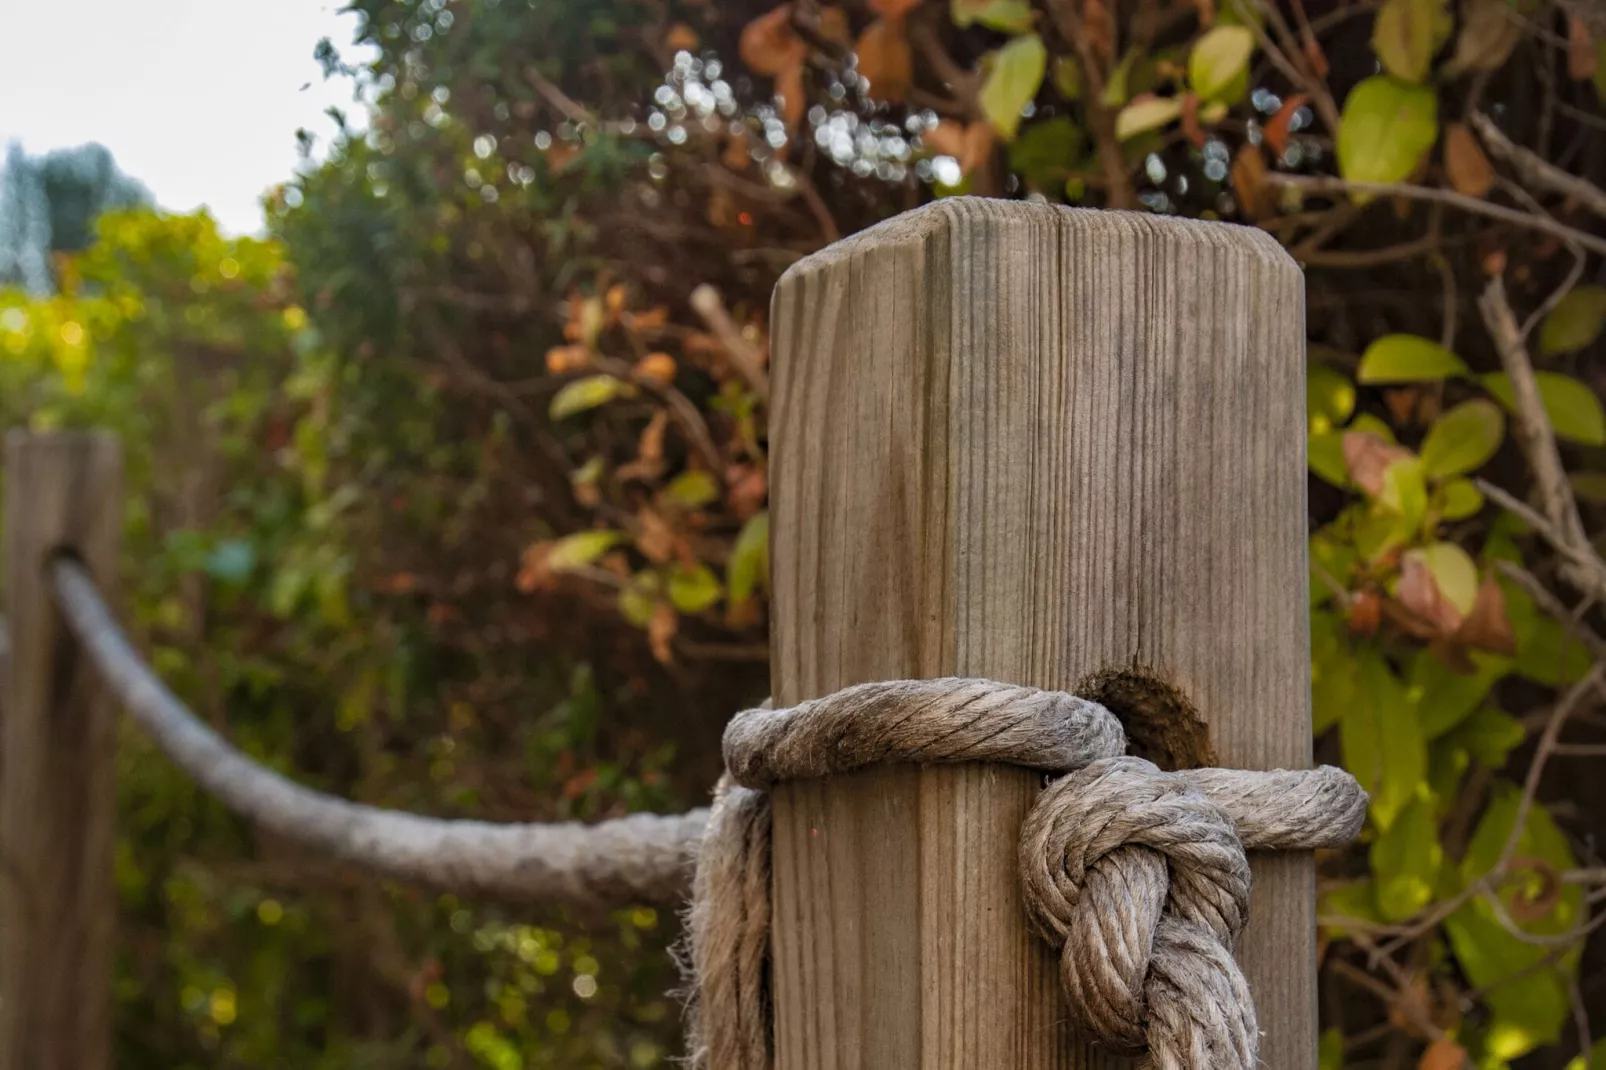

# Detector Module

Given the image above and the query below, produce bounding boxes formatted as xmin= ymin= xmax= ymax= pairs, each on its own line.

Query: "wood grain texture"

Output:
xmin=767 ymin=199 xmax=1310 ymax=1069
xmin=1 ymin=431 xmax=122 ymax=1070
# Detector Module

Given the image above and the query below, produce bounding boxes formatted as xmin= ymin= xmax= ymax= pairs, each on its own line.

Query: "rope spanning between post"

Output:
xmin=684 ymin=677 xmax=1367 ymax=1070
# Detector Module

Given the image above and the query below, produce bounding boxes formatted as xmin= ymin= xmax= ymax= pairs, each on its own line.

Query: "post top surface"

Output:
xmin=779 ymin=196 xmax=1297 ymax=285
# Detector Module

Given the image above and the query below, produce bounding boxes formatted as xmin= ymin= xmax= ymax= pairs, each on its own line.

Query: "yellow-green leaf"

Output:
xmin=1538 ymin=284 xmax=1606 ymax=355
xmin=618 ymin=572 xmax=662 ymax=627
xmin=1380 ymin=456 xmax=1428 ymax=535
xmin=1115 ymin=95 xmax=1182 ymax=140
xmin=667 ymin=563 xmax=722 ymax=613
xmin=1052 ymin=56 xmax=1081 ymax=100
xmin=1189 ymin=26 xmax=1256 ymax=103
xmin=1482 ymin=371 xmax=1606 ymax=446
xmin=728 ymin=510 xmax=770 ymax=607
xmin=1357 ymin=333 xmax=1467 ymax=383
xmin=980 ymin=34 xmax=1048 ymax=140
xmin=1408 ymin=648 xmax=1506 ymax=738
xmin=1371 ymin=792 xmax=1442 ymax=920
xmin=1420 ymin=398 xmax=1503 ymax=479
xmin=1438 ymin=477 xmax=1484 ymax=519
xmin=549 ymin=530 xmax=627 ymax=571
xmin=550 ymin=374 xmax=633 ymax=419
xmin=1307 ymin=362 xmax=1357 ymax=433
xmin=662 ymin=469 xmax=720 ymax=509
xmin=1340 ymin=647 xmax=1425 ymax=830
xmin=1446 ymin=786 xmax=1582 ymax=1062
xmin=1371 ymin=0 xmax=1451 ymax=82
xmin=1308 ymin=430 xmax=1350 ymax=487
xmin=1337 ymin=76 xmax=1439 ymax=188
xmin=952 ymin=0 xmax=1035 ymax=32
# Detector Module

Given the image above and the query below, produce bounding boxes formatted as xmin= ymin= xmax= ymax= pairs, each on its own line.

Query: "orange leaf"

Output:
xmin=666 ymin=23 xmax=700 ymax=52
xmin=855 ymin=18 xmax=913 ymax=102
xmin=1081 ymin=0 xmax=1115 ymax=60
xmin=1418 ymin=1038 xmax=1467 ymax=1070
xmin=1303 ymin=36 xmax=1330 ymax=78
xmin=1343 ymin=431 xmax=1412 ymax=497
xmin=545 ymin=345 xmax=591 ymax=374
xmin=1230 ymin=143 xmax=1270 ymax=220
xmin=636 ymin=508 xmax=678 ymax=564
xmin=1444 ymin=122 xmax=1493 ymax=198
xmin=817 ymin=6 xmax=853 ymax=44
xmin=1453 ymin=574 xmax=1516 ymax=656
xmin=740 ymin=5 xmax=806 ymax=76
xmin=635 ymin=352 xmax=678 ymax=385
xmin=776 ymin=61 xmax=808 ymax=128
xmin=1263 ymin=92 xmax=1308 ymax=158
xmin=516 ymin=541 xmax=556 ymax=593
xmin=1180 ymin=93 xmax=1207 ymax=148
xmin=638 ymin=410 xmax=670 ymax=464
xmin=872 ymin=0 xmax=923 ymax=16
xmin=924 ymin=119 xmax=996 ymax=175
xmin=1348 ymin=588 xmax=1382 ymax=636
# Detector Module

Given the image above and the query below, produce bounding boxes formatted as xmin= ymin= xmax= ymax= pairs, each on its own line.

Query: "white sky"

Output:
xmin=0 ymin=0 xmax=376 ymax=236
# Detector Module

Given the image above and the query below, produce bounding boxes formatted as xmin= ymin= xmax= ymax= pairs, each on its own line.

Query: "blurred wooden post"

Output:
xmin=766 ymin=200 xmax=1311 ymax=1068
xmin=1 ymin=431 xmax=122 ymax=1070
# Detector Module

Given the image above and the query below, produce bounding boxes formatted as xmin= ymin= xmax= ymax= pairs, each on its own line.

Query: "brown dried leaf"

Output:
xmin=1230 ymin=143 xmax=1270 ymax=220
xmin=1444 ymin=122 xmax=1493 ymax=197
xmin=636 ymin=508 xmax=678 ymax=564
xmin=1452 ymin=574 xmax=1516 ymax=655
xmin=740 ymin=4 xmax=806 ymax=76
xmin=648 ymin=602 xmax=678 ymax=664
xmin=516 ymin=541 xmax=556 ymax=593
xmin=925 ymin=119 xmax=996 ymax=176
xmin=1348 ymin=588 xmax=1383 ymax=636
xmin=871 ymin=0 xmax=923 ymax=17
xmin=1445 ymin=0 xmax=1524 ymax=75
xmin=1180 ymin=93 xmax=1207 ymax=148
xmin=635 ymin=352 xmax=677 ymax=385
xmin=1263 ymin=92 xmax=1308 ymax=158
xmin=1081 ymin=0 xmax=1116 ymax=60
xmin=1343 ymin=431 xmax=1412 ymax=497
xmin=1568 ymin=16 xmax=1598 ymax=80
xmin=776 ymin=60 xmax=807 ymax=128
xmin=855 ymin=18 xmax=914 ymax=102
xmin=545 ymin=344 xmax=591 ymax=374
xmin=666 ymin=22 xmax=701 ymax=52
xmin=1396 ymin=553 xmax=1464 ymax=636
xmin=638 ymin=409 xmax=670 ymax=464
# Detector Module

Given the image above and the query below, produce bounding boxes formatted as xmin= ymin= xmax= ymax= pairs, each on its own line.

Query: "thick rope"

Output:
xmin=686 ymin=678 xmax=1366 ymax=1070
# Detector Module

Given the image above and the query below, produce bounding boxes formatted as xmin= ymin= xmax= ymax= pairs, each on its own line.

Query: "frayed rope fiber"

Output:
xmin=682 ymin=678 xmax=1367 ymax=1070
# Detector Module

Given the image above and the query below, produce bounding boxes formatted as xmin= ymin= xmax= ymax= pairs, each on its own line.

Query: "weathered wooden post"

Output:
xmin=766 ymin=200 xmax=1310 ymax=1067
xmin=1 ymin=431 xmax=123 ymax=1070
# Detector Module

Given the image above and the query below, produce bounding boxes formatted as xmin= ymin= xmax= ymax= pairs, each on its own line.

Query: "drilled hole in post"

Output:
xmin=1075 ymin=668 xmax=1216 ymax=771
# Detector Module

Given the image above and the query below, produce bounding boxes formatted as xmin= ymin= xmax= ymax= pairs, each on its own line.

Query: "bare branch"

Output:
xmin=690 ymin=284 xmax=770 ymax=402
xmin=1472 ymin=112 xmax=1606 ymax=220
xmin=51 ymin=559 xmax=705 ymax=906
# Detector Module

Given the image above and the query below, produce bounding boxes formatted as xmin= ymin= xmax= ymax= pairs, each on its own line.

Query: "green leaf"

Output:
xmin=662 ymin=469 xmax=720 ymax=509
xmin=1437 ymin=477 xmax=1484 ymax=519
xmin=1357 ymin=333 xmax=1467 ymax=384
xmin=1307 ymin=362 xmax=1357 ymax=433
xmin=1337 ymin=77 xmax=1439 ymax=189
xmin=1446 ymin=785 xmax=1583 ymax=1062
xmin=980 ymin=34 xmax=1048 ymax=140
xmin=1441 ymin=704 xmax=1524 ymax=767
xmin=550 ymin=374 xmax=632 ymax=419
xmin=952 ymin=0 xmax=1036 ymax=32
xmin=1052 ymin=56 xmax=1082 ymax=100
xmin=1311 ymin=610 xmax=1359 ymax=733
xmin=1318 ymin=1029 xmax=1345 ymax=1070
xmin=1420 ymin=399 xmax=1504 ymax=479
xmin=1407 ymin=649 xmax=1507 ymax=738
xmin=1340 ymin=647 xmax=1426 ymax=830
xmin=727 ymin=511 xmax=770 ymax=607
xmin=1539 ymin=285 xmax=1606 ymax=355
xmin=1371 ymin=0 xmax=1452 ymax=82
xmin=667 ymin=563 xmax=722 ymax=613
xmin=1308 ymin=431 xmax=1350 ymax=487
xmin=1482 ymin=371 xmax=1606 ymax=446
xmin=1319 ymin=879 xmax=1383 ymax=937
xmin=548 ymin=530 xmax=627 ymax=571
xmin=1009 ymin=118 xmax=1086 ymax=192
xmin=1565 ymin=1038 xmax=1606 ymax=1070
xmin=1189 ymin=26 xmax=1255 ymax=103
xmin=1380 ymin=456 xmax=1428 ymax=535
xmin=1371 ymin=792 xmax=1442 ymax=920
xmin=1115 ymin=95 xmax=1182 ymax=140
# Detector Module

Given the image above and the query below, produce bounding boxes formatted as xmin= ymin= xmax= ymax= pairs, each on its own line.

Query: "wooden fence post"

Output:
xmin=766 ymin=200 xmax=1310 ymax=1068
xmin=1 ymin=430 xmax=123 ymax=1070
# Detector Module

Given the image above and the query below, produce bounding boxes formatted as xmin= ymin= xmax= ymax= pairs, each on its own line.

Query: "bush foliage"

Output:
xmin=3 ymin=0 xmax=1606 ymax=1066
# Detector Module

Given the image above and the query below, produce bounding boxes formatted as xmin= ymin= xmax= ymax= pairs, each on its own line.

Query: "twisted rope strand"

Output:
xmin=687 ymin=678 xmax=1367 ymax=1070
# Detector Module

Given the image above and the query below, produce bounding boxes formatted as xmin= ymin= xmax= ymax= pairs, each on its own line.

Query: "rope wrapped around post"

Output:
xmin=684 ymin=678 xmax=1367 ymax=1070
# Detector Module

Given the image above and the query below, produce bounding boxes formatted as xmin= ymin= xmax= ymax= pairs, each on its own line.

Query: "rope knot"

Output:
xmin=1018 ymin=756 xmax=1369 ymax=1068
xmin=1018 ymin=756 xmax=1255 ymax=1065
